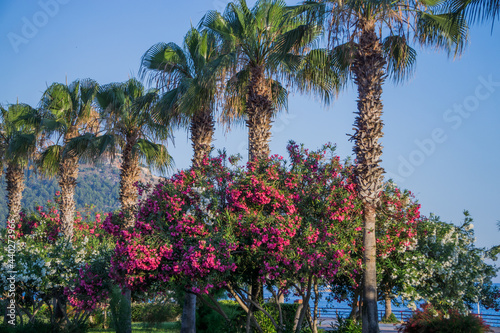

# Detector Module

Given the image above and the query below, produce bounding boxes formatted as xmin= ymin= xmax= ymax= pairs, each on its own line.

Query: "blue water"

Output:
xmin=263 ymin=283 xmax=500 ymax=317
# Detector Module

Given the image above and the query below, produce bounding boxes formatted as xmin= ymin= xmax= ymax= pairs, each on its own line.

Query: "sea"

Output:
xmin=263 ymin=283 xmax=500 ymax=318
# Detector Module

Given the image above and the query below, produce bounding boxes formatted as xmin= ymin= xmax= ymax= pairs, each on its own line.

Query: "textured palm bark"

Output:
xmin=191 ymin=108 xmax=215 ymax=167
xmin=6 ymin=163 xmax=24 ymax=224
xmin=120 ymin=132 xmax=140 ymax=228
xmin=247 ymin=65 xmax=273 ymax=161
xmin=351 ymin=20 xmax=386 ymax=333
xmin=59 ymin=130 xmax=79 ymax=241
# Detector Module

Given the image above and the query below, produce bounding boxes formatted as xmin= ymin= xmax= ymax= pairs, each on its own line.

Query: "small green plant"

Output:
xmin=108 ymin=286 xmax=131 ymax=332
xmin=380 ymin=312 xmax=399 ymax=324
xmin=330 ymin=316 xmax=362 ymax=333
xmin=398 ymin=303 xmax=491 ymax=333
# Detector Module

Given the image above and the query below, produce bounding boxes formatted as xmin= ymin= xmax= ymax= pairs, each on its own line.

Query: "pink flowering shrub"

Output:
xmin=68 ymin=142 xmax=423 ymax=332
xmin=105 ymin=155 xmax=238 ymax=294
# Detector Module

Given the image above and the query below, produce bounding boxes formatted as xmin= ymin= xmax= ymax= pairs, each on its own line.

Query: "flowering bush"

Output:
xmin=0 ymin=199 xmax=113 ymax=323
xmin=398 ymin=212 xmax=500 ymax=313
xmin=397 ymin=303 xmax=491 ymax=333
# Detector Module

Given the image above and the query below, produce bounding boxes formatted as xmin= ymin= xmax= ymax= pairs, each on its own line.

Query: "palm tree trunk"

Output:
xmin=179 ymin=109 xmax=215 ymax=332
xmin=190 ymin=108 xmax=215 ymax=167
xmin=119 ymin=134 xmax=139 ymax=333
xmin=59 ymin=130 xmax=79 ymax=241
xmin=247 ymin=65 xmax=273 ymax=161
xmin=351 ymin=20 xmax=386 ymax=333
xmin=6 ymin=162 xmax=24 ymax=224
xmin=120 ymin=133 xmax=140 ymax=228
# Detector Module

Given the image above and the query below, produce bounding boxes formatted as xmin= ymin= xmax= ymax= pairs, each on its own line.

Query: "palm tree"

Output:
xmin=140 ymin=28 xmax=223 ymax=333
xmin=67 ymin=78 xmax=172 ymax=333
xmin=310 ymin=1 xmax=469 ymax=331
xmin=140 ymin=28 xmax=221 ymax=167
xmin=69 ymin=78 xmax=173 ymax=226
xmin=35 ymin=79 xmax=99 ymax=241
xmin=202 ymin=0 xmax=343 ymax=161
xmin=0 ymin=103 xmax=40 ymax=224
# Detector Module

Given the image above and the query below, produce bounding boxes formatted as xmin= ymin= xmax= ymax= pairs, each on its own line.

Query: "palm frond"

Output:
xmin=446 ymin=0 xmax=500 ymax=25
xmin=38 ymin=144 xmax=62 ymax=177
xmin=416 ymin=11 xmax=469 ymax=57
xmin=64 ymin=133 xmax=117 ymax=164
xmin=383 ymin=36 xmax=417 ymax=83
xmin=7 ymin=133 xmax=37 ymax=166
xmin=133 ymin=139 xmax=173 ymax=175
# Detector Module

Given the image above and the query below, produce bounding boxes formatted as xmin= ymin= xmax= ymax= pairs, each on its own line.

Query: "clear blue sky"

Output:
xmin=1 ymin=1 xmax=499 ymax=277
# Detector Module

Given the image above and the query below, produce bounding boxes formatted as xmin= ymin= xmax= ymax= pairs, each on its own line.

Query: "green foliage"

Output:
xmin=380 ymin=312 xmax=399 ymax=324
xmin=196 ymin=300 xmax=304 ymax=333
xmin=399 ymin=212 xmax=500 ymax=312
xmin=131 ymin=302 xmax=181 ymax=325
xmin=196 ymin=300 xmax=245 ymax=333
xmin=0 ymin=321 xmax=54 ymax=333
xmin=108 ymin=286 xmax=131 ymax=333
xmin=398 ymin=304 xmax=491 ymax=333
xmin=254 ymin=303 xmax=301 ymax=333
xmin=330 ymin=316 xmax=361 ymax=333
xmin=0 ymin=320 xmax=88 ymax=333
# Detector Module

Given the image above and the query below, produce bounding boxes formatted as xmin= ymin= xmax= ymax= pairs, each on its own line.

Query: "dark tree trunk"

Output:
xmin=351 ymin=19 xmax=386 ymax=333
xmin=122 ymin=288 xmax=132 ymax=333
xmin=181 ymin=293 xmax=197 ymax=333
xmin=120 ymin=133 xmax=140 ymax=228
xmin=246 ymin=65 xmax=273 ymax=161
xmin=6 ymin=163 xmax=24 ymax=224
xmin=190 ymin=108 xmax=215 ymax=167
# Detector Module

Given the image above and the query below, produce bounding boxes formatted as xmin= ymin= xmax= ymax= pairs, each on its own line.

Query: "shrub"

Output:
xmin=398 ymin=303 xmax=491 ymax=333
xmin=380 ymin=312 xmax=399 ymax=324
xmin=196 ymin=300 xmax=246 ymax=333
xmin=0 ymin=320 xmax=87 ymax=333
xmin=330 ymin=316 xmax=362 ymax=333
xmin=135 ymin=303 xmax=182 ymax=327
xmin=254 ymin=303 xmax=302 ymax=333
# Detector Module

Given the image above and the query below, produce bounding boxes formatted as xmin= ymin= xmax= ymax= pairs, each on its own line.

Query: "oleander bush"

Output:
xmin=398 ymin=303 xmax=491 ymax=333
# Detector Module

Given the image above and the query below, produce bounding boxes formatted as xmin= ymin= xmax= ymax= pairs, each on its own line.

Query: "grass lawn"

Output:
xmin=88 ymin=322 xmax=180 ymax=333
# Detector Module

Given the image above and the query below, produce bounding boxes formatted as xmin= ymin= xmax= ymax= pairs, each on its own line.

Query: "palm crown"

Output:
xmin=202 ymin=0 xmax=345 ymax=160
xmin=1 ymin=103 xmax=41 ymax=224
xmin=140 ymin=28 xmax=221 ymax=166
xmin=66 ymin=78 xmax=172 ymax=226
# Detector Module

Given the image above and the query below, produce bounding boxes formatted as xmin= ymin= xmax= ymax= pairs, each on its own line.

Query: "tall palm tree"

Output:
xmin=0 ymin=103 xmax=40 ymax=224
xmin=34 ymin=79 xmax=99 ymax=241
xmin=309 ymin=1 xmax=469 ymax=331
xmin=140 ymin=28 xmax=224 ymax=333
xmin=202 ymin=0 xmax=343 ymax=161
xmin=69 ymin=78 xmax=173 ymax=226
xmin=67 ymin=78 xmax=172 ymax=333
xmin=140 ymin=28 xmax=221 ymax=167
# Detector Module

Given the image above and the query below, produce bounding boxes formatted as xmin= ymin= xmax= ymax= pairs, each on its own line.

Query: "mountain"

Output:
xmin=0 ymin=161 xmax=161 ymax=225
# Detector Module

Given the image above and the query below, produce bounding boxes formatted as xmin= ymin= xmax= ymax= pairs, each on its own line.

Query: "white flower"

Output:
xmin=464 ymin=223 xmax=474 ymax=231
